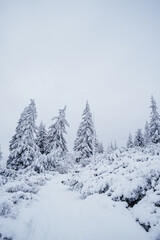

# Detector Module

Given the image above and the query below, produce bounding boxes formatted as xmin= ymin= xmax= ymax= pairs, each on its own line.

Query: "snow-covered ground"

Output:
xmin=65 ymin=145 xmax=160 ymax=240
xmin=0 ymin=144 xmax=160 ymax=240
xmin=0 ymin=173 xmax=150 ymax=240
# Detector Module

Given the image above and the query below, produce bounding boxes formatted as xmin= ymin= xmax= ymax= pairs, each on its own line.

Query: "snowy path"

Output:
xmin=2 ymin=174 xmax=150 ymax=240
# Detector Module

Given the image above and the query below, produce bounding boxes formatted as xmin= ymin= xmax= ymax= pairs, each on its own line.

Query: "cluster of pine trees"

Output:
xmin=127 ymin=96 xmax=160 ymax=148
xmin=107 ymin=141 xmax=118 ymax=154
xmin=1 ymin=96 xmax=159 ymax=171
xmin=6 ymin=100 xmax=103 ymax=170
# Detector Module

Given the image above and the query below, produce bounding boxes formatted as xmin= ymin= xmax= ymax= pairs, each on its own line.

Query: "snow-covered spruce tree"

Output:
xmin=149 ymin=96 xmax=160 ymax=143
xmin=106 ymin=142 xmax=113 ymax=154
xmin=127 ymin=133 xmax=133 ymax=148
xmin=109 ymin=141 xmax=117 ymax=151
xmin=144 ymin=121 xmax=150 ymax=145
xmin=0 ymin=146 xmax=2 ymax=159
xmin=36 ymin=122 xmax=47 ymax=154
xmin=96 ymin=142 xmax=104 ymax=154
xmin=45 ymin=106 xmax=69 ymax=155
xmin=7 ymin=99 xmax=39 ymax=170
xmin=110 ymin=142 xmax=114 ymax=151
xmin=74 ymin=101 xmax=95 ymax=159
xmin=94 ymin=137 xmax=99 ymax=153
xmin=114 ymin=141 xmax=118 ymax=150
xmin=94 ymin=136 xmax=103 ymax=154
xmin=134 ymin=129 xmax=144 ymax=147
xmin=107 ymin=144 xmax=110 ymax=154
xmin=0 ymin=145 xmax=2 ymax=166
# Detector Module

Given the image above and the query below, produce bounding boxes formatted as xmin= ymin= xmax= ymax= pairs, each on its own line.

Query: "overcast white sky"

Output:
xmin=0 ymin=0 xmax=160 ymax=159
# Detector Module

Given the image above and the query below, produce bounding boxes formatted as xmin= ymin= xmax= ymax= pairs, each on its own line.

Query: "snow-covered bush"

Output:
xmin=0 ymin=168 xmax=50 ymax=222
xmin=0 ymin=200 xmax=15 ymax=218
xmin=65 ymin=143 xmax=160 ymax=234
xmin=33 ymin=149 xmax=74 ymax=174
xmin=33 ymin=154 xmax=48 ymax=173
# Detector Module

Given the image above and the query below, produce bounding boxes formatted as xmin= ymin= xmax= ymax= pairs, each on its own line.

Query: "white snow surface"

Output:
xmin=1 ymin=144 xmax=160 ymax=240
xmin=0 ymin=173 xmax=150 ymax=240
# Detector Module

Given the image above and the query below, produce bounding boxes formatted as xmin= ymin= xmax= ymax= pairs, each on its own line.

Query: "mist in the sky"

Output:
xmin=0 ymin=0 xmax=160 ymax=160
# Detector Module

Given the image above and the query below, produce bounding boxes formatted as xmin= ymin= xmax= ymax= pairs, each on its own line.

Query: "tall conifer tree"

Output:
xmin=7 ymin=99 xmax=39 ymax=170
xmin=144 ymin=121 xmax=150 ymax=145
xmin=36 ymin=122 xmax=47 ymax=154
xmin=127 ymin=133 xmax=133 ymax=148
xmin=96 ymin=142 xmax=104 ymax=154
xmin=149 ymin=96 xmax=160 ymax=143
xmin=0 ymin=145 xmax=2 ymax=163
xmin=134 ymin=129 xmax=144 ymax=147
xmin=74 ymin=101 xmax=95 ymax=158
xmin=46 ymin=106 xmax=69 ymax=154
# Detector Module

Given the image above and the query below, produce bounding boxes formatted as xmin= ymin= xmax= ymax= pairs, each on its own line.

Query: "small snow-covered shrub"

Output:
xmin=32 ymin=150 xmax=74 ymax=174
xmin=0 ymin=200 xmax=14 ymax=218
xmin=68 ymin=179 xmax=84 ymax=192
xmin=131 ymin=188 xmax=160 ymax=232
xmin=46 ymin=151 xmax=74 ymax=173
xmin=1 ymin=236 xmax=12 ymax=240
xmin=6 ymin=183 xmax=39 ymax=194
xmin=33 ymin=154 xmax=47 ymax=173
xmin=0 ymin=168 xmax=18 ymax=180
xmin=0 ymin=168 xmax=49 ymax=221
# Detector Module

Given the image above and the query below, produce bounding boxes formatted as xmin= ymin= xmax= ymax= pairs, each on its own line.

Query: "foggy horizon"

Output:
xmin=1 ymin=0 xmax=160 ymax=160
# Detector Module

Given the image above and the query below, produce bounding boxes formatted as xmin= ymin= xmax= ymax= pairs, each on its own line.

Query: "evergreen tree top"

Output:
xmin=74 ymin=101 xmax=95 ymax=158
xmin=39 ymin=121 xmax=46 ymax=130
xmin=127 ymin=133 xmax=133 ymax=148
xmin=52 ymin=106 xmax=69 ymax=128
xmin=83 ymin=101 xmax=90 ymax=113
xmin=150 ymin=96 xmax=160 ymax=117
xmin=81 ymin=101 xmax=93 ymax=125
xmin=149 ymin=96 xmax=160 ymax=143
xmin=128 ymin=133 xmax=132 ymax=138
xmin=145 ymin=121 xmax=149 ymax=127
xmin=134 ymin=128 xmax=144 ymax=147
